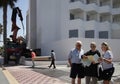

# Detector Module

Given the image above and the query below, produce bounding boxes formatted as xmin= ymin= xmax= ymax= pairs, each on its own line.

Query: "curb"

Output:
xmin=2 ymin=69 xmax=19 ymax=84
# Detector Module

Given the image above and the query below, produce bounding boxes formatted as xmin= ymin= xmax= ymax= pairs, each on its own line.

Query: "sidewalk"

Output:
xmin=6 ymin=66 xmax=69 ymax=84
xmin=1 ymin=61 xmax=120 ymax=84
xmin=0 ymin=68 xmax=9 ymax=84
xmin=0 ymin=56 xmax=9 ymax=84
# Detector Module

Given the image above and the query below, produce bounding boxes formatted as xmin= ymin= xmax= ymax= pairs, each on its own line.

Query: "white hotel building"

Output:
xmin=27 ymin=0 xmax=120 ymax=61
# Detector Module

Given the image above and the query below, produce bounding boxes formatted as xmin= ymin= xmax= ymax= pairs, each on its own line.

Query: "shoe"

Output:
xmin=53 ymin=67 xmax=56 ymax=69
xmin=32 ymin=65 xmax=35 ymax=68
xmin=48 ymin=66 xmax=51 ymax=68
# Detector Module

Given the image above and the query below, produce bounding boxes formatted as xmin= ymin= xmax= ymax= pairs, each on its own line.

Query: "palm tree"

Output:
xmin=0 ymin=0 xmax=18 ymax=64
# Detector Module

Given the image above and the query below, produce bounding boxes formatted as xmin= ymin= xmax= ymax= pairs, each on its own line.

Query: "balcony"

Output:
xmin=85 ymin=3 xmax=98 ymax=12
xmin=84 ymin=20 xmax=98 ymax=30
xmin=69 ymin=19 xmax=83 ymax=29
xmin=98 ymin=21 xmax=111 ymax=31
xmin=112 ymin=8 xmax=120 ymax=15
xmin=113 ymin=0 xmax=120 ymax=8
xmin=111 ymin=23 xmax=120 ymax=39
xmin=100 ymin=13 xmax=111 ymax=22
xmin=69 ymin=1 xmax=85 ymax=10
xmin=113 ymin=14 xmax=120 ymax=23
xmin=70 ymin=8 xmax=84 ymax=20
xmin=99 ymin=0 xmax=111 ymax=7
xmin=70 ymin=0 xmax=84 ymax=3
xmin=86 ymin=0 xmax=98 ymax=5
xmin=112 ymin=23 xmax=120 ymax=30
xmin=98 ymin=5 xmax=111 ymax=13
xmin=86 ymin=11 xmax=98 ymax=21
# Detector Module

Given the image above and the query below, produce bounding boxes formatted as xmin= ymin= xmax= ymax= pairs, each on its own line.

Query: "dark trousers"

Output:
xmin=49 ymin=59 xmax=56 ymax=68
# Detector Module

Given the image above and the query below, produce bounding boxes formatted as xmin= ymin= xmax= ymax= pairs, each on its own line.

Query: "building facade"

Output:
xmin=69 ymin=0 xmax=120 ymax=39
xmin=27 ymin=0 xmax=120 ymax=61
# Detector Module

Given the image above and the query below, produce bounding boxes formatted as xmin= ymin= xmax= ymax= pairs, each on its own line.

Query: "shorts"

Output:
xmin=101 ymin=67 xmax=115 ymax=81
xmin=70 ymin=63 xmax=85 ymax=79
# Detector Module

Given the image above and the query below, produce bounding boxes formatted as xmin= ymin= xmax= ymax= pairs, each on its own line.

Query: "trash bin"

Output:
xmin=0 ymin=56 xmax=4 ymax=64
xmin=19 ymin=56 xmax=25 ymax=65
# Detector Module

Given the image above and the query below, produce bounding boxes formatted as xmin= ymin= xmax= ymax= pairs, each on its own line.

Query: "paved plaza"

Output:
xmin=0 ymin=60 xmax=120 ymax=84
xmin=0 ymin=61 xmax=119 ymax=84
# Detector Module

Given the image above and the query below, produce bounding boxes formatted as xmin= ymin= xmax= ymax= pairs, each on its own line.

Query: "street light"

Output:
xmin=0 ymin=23 xmax=3 ymax=34
xmin=0 ymin=23 xmax=3 ymax=46
xmin=0 ymin=23 xmax=3 ymax=39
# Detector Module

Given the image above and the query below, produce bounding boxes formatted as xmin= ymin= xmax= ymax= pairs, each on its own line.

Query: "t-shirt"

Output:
xmin=68 ymin=48 xmax=84 ymax=64
xmin=84 ymin=50 xmax=101 ymax=76
xmin=84 ymin=50 xmax=101 ymax=57
xmin=51 ymin=52 xmax=56 ymax=60
xmin=101 ymin=50 xmax=113 ymax=70
xmin=31 ymin=51 xmax=36 ymax=58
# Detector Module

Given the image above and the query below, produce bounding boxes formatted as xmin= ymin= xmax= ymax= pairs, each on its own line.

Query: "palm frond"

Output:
xmin=0 ymin=0 xmax=18 ymax=8
xmin=0 ymin=0 xmax=3 ymax=8
xmin=8 ymin=0 xmax=18 ymax=8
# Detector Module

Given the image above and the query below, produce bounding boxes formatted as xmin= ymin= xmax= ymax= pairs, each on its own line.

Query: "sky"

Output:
xmin=0 ymin=0 xmax=29 ymax=45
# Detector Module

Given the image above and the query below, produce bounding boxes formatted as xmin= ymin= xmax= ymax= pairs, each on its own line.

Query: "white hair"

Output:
xmin=76 ymin=41 xmax=82 ymax=45
xmin=91 ymin=42 xmax=96 ymax=46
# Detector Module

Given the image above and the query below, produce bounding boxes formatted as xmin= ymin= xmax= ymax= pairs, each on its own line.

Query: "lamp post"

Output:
xmin=0 ymin=23 xmax=2 ymax=34
xmin=0 ymin=23 xmax=3 ymax=40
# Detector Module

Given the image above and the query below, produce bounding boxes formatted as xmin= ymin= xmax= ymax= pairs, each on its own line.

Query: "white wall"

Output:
xmin=36 ymin=0 xmax=61 ymax=48
xmin=29 ymin=0 xmax=37 ymax=49
xmin=111 ymin=29 xmax=120 ymax=39
xmin=40 ymin=38 xmax=120 ymax=62
xmin=61 ymin=0 xmax=70 ymax=39
xmin=26 ymin=11 xmax=30 ymax=48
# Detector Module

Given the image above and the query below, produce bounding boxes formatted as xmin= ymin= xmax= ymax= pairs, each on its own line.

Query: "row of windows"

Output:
xmin=69 ymin=29 xmax=108 ymax=39
xmin=70 ymin=0 xmax=120 ymax=8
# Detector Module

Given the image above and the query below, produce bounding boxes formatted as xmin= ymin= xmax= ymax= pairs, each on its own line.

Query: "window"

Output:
xmin=70 ymin=0 xmax=75 ymax=2
xmin=85 ymin=30 xmax=94 ymax=38
xmin=70 ymin=13 xmax=75 ymax=20
xmin=87 ymin=15 xmax=90 ymax=21
xmin=69 ymin=29 xmax=78 ymax=38
xmin=86 ymin=0 xmax=89 ymax=4
xmin=99 ymin=31 xmax=108 ymax=39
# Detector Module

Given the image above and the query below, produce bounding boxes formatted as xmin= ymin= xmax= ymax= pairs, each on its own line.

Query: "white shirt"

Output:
xmin=101 ymin=50 xmax=114 ymax=70
xmin=68 ymin=48 xmax=84 ymax=64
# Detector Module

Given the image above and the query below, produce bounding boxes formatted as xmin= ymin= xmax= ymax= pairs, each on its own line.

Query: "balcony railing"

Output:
xmin=69 ymin=1 xmax=85 ymax=10
xmin=98 ymin=5 xmax=111 ymax=13
xmin=70 ymin=0 xmax=84 ymax=3
xmin=98 ymin=21 xmax=111 ymax=31
xmin=84 ymin=20 xmax=98 ymax=30
xmin=112 ymin=23 xmax=120 ymax=29
xmin=112 ymin=8 xmax=120 ymax=15
xmin=69 ymin=19 xmax=83 ymax=29
xmin=85 ymin=3 xmax=98 ymax=12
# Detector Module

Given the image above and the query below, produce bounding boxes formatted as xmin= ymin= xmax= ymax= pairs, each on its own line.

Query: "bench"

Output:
xmin=32 ymin=56 xmax=51 ymax=68
xmin=33 ymin=56 xmax=51 ymax=61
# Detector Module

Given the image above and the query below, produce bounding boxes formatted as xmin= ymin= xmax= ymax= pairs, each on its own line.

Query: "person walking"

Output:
xmin=68 ymin=41 xmax=85 ymax=84
xmin=30 ymin=49 xmax=36 ymax=68
xmin=83 ymin=42 xmax=101 ymax=84
xmin=99 ymin=42 xmax=114 ymax=84
xmin=48 ymin=50 xmax=56 ymax=69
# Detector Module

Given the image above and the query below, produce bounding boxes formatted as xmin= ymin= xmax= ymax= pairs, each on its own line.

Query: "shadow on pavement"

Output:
xmin=27 ymin=66 xmax=70 ymax=83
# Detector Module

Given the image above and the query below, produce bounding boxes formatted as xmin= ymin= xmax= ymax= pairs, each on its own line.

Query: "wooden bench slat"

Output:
xmin=33 ymin=56 xmax=51 ymax=61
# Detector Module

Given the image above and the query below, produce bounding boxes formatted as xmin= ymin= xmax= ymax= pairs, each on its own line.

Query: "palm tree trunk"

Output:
xmin=3 ymin=5 xmax=8 ymax=64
